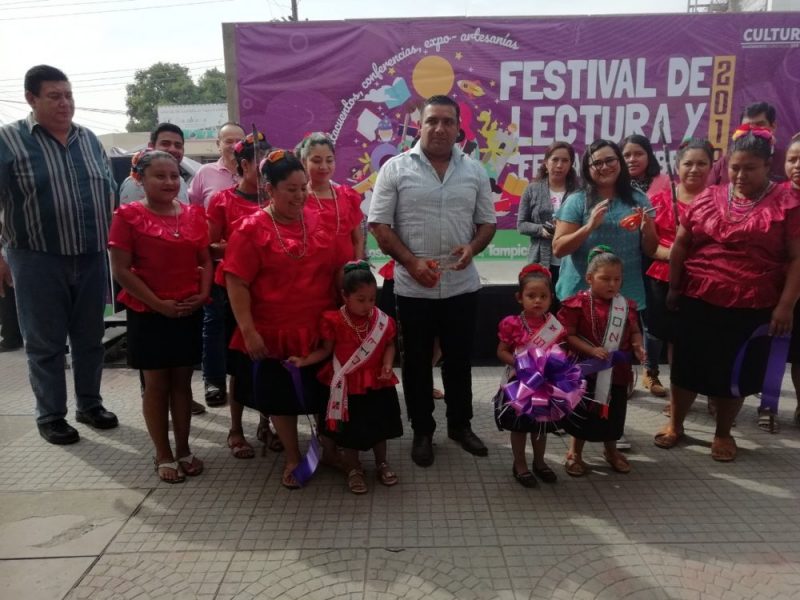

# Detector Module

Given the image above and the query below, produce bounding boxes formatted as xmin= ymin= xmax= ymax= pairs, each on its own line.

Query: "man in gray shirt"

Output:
xmin=369 ymin=95 xmax=496 ymax=467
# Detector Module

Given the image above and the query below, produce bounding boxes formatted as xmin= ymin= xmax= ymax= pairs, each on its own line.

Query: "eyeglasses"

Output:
xmin=589 ymin=156 xmax=619 ymax=170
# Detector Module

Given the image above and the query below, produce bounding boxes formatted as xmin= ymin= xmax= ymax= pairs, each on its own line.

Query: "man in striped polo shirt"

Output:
xmin=0 ymin=65 xmax=119 ymax=445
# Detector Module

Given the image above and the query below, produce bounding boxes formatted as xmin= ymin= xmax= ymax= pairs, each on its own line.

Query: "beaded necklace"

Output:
xmin=309 ymin=183 xmax=341 ymax=235
xmin=340 ymin=306 xmax=374 ymax=342
xmin=266 ymin=206 xmax=307 ymax=259
xmin=149 ymin=201 xmax=181 ymax=238
xmin=518 ymin=311 xmax=535 ymax=338
xmin=725 ymin=181 xmax=773 ymax=224
xmin=588 ymin=293 xmax=604 ymax=344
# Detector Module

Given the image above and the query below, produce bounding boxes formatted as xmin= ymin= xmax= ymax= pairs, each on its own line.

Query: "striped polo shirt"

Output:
xmin=0 ymin=114 xmax=115 ymax=255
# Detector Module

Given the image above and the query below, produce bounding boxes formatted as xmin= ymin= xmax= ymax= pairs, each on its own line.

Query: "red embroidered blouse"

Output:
xmin=316 ymin=309 xmax=399 ymax=393
xmin=108 ymin=202 xmax=209 ymax=313
xmin=222 ymin=206 xmax=337 ymax=358
xmin=557 ymin=291 xmax=640 ymax=385
xmin=680 ymin=184 xmax=800 ymax=309
xmin=309 ymin=183 xmax=364 ymax=267
xmin=497 ymin=313 xmax=564 ymax=350
xmin=206 ymin=187 xmax=262 ymax=285
xmin=645 ymin=189 xmax=690 ymax=282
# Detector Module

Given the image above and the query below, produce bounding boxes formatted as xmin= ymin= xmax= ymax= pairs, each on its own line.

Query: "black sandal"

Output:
xmin=532 ymin=464 xmax=558 ymax=484
xmin=512 ymin=466 xmax=538 ymax=488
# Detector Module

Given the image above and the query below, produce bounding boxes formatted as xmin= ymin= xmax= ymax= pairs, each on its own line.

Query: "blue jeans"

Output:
xmin=645 ymin=332 xmax=663 ymax=374
xmin=202 ymin=283 xmax=227 ymax=385
xmin=7 ymin=249 xmax=106 ymax=424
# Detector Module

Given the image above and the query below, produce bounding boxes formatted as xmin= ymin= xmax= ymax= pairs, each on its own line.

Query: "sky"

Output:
xmin=0 ymin=0 xmax=689 ymax=133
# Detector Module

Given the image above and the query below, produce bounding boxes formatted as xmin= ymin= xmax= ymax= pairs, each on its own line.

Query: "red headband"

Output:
xmin=518 ymin=263 xmax=551 ymax=281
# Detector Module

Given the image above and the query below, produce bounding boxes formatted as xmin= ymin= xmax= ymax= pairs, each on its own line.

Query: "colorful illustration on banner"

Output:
xmin=362 ymin=78 xmax=411 ymax=109
xmin=411 ymin=55 xmax=455 ymax=97
xmin=457 ymin=79 xmax=485 ymax=99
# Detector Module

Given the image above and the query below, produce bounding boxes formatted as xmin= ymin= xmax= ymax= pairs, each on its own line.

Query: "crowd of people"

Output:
xmin=1 ymin=65 xmax=798 ymax=494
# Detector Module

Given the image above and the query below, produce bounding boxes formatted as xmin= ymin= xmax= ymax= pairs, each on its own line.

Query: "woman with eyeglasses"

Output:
xmin=224 ymin=149 xmax=339 ymax=489
xmin=553 ymin=139 xmax=658 ymax=314
xmin=654 ymin=127 xmax=800 ymax=460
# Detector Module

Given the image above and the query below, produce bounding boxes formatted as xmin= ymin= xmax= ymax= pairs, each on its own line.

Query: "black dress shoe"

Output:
xmin=204 ymin=382 xmax=227 ymax=407
xmin=411 ymin=433 xmax=434 ymax=467
xmin=75 ymin=406 xmax=119 ymax=430
xmin=448 ymin=426 xmax=488 ymax=456
xmin=0 ymin=340 xmax=23 ymax=352
xmin=38 ymin=419 xmax=80 ymax=445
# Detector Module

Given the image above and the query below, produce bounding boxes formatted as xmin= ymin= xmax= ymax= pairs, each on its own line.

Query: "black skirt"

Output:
xmin=560 ymin=381 xmax=628 ymax=442
xmin=126 ymin=308 xmax=202 ymax=370
xmin=789 ymin=301 xmax=800 ymax=365
xmin=644 ymin=276 xmax=674 ymax=342
xmin=230 ymin=351 xmax=327 ymax=415
xmin=671 ymin=296 xmax=771 ymax=398
xmin=320 ymin=386 xmax=404 ymax=451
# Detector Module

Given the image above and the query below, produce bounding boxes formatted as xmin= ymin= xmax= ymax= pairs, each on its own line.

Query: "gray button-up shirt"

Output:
xmin=368 ymin=143 xmax=495 ymax=299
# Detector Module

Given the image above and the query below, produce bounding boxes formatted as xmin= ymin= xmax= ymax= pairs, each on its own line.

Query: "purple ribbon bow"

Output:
xmin=502 ymin=346 xmax=586 ymax=422
xmin=731 ymin=324 xmax=790 ymax=414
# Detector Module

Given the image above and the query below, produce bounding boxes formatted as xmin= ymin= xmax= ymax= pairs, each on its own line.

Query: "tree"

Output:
xmin=125 ymin=63 xmax=199 ymax=132
xmin=196 ymin=68 xmax=227 ymax=104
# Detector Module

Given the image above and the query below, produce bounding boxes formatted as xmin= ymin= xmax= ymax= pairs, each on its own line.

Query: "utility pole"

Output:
xmin=291 ymin=0 xmax=298 ymax=21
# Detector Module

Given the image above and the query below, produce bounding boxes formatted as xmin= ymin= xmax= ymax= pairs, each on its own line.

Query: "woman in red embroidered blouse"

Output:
xmin=109 ymin=151 xmax=212 ymax=484
xmin=656 ymin=127 xmax=800 ymax=461
xmin=224 ymin=150 xmax=339 ymax=489
xmin=295 ymin=132 xmax=365 ymax=267
xmin=784 ymin=134 xmax=800 ymax=428
xmin=206 ymin=134 xmax=272 ymax=460
xmin=644 ymin=138 xmax=714 ymax=412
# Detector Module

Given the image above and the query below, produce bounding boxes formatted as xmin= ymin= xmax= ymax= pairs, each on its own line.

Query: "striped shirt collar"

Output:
xmin=25 ymin=112 xmax=80 ymax=142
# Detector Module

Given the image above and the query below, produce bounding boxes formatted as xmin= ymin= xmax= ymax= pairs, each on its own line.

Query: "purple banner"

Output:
xmin=234 ymin=14 xmax=800 ymax=229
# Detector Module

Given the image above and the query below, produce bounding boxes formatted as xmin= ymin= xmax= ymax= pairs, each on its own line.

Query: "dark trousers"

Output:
xmin=0 ymin=282 xmax=22 ymax=346
xmin=396 ymin=291 xmax=478 ymax=434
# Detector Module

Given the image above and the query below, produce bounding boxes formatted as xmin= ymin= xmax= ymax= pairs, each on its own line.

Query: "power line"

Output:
xmin=1 ymin=0 xmax=142 ymax=10
xmin=0 ymin=59 xmax=223 ymax=83
xmin=0 ymin=99 xmax=127 ymax=115
xmin=0 ymin=0 xmax=234 ymax=21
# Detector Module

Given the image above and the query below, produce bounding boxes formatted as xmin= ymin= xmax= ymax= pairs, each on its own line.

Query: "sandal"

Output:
xmin=257 ymin=417 xmax=284 ymax=454
xmin=512 ymin=466 xmax=538 ymax=488
xmin=281 ymin=466 xmax=301 ymax=490
xmin=757 ymin=408 xmax=779 ymax=434
xmin=711 ymin=436 xmax=737 ymax=462
xmin=604 ymin=450 xmax=631 ymax=474
xmin=564 ymin=453 xmax=588 ymax=477
xmin=653 ymin=427 xmax=684 ymax=449
xmin=227 ymin=430 xmax=255 ymax=459
xmin=154 ymin=458 xmax=185 ymax=484
xmin=432 ymin=388 xmax=445 ymax=400
xmin=177 ymin=454 xmax=204 ymax=476
xmin=347 ymin=468 xmax=368 ymax=494
xmin=532 ymin=464 xmax=558 ymax=484
xmin=376 ymin=462 xmax=398 ymax=486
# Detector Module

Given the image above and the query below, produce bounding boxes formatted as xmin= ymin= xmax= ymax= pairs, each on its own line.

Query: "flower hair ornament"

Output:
xmin=343 ymin=260 xmax=371 ymax=274
xmin=259 ymin=148 xmax=288 ymax=172
xmin=518 ymin=263 xmax=551 ymax=281
xmin=233 ymin=131 xmax=266 ymax=155
xmin=732 ymin=123 xmax=775 ymax=145
xmin=130 ymin=149 xmax=154 ymax=182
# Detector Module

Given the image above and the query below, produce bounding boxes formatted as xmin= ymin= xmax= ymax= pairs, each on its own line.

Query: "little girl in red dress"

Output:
xmin=557 ymin=246 xmax=645 ymax=477
xmin=290 ymin=261 xmax=403 ymax=495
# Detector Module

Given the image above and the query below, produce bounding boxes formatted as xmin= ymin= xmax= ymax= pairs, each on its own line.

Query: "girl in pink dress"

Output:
xmin=495 ymin=264 xmax=566 ymax=488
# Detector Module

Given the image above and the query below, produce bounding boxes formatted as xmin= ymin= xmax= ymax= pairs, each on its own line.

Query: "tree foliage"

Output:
xmin=125 ymin=63 xmax=227 ymax=132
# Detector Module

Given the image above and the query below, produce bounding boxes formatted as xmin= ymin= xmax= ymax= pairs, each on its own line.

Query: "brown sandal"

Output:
xmin=711 ymin=436 xmax=737 ymax=462
xmin=604 ymin=450 xmax=631 ymax=473
xmin=347 ymin=468 xmax=368 ymax=494
xmin=654 ymin=427 xmax=684 ymax=449
xmin=281 ymin=466 xmax=301 ymax=489
xmin=757 ymin=409 xmax=779 ymax=434
xmin=227 ymin=430 xmax=255 ymax=459
xmin=564 ymin=453 xmax=588 ymax=477
xmin=376 ymin=462 xmax=398 ymax=486
xmin=257 ymin=417 xmax=284 ymax=454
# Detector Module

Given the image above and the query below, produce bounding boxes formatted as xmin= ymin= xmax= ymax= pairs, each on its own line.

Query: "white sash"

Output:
xmin=593 ymin=294 xmax=628 ymax=405
xmin=524 ymin=313 xmax=565 ymax=351
xmin=326 ymin=309 xmax=390 ymax=427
